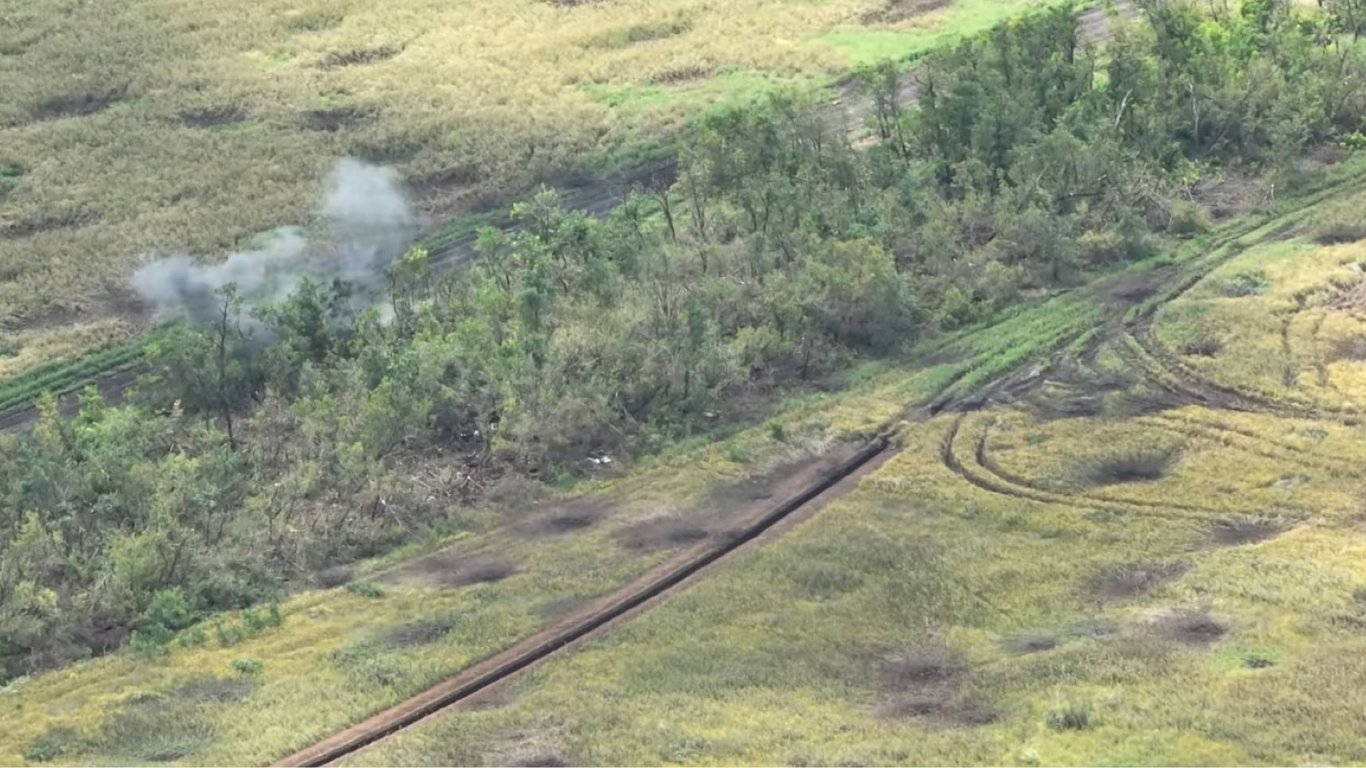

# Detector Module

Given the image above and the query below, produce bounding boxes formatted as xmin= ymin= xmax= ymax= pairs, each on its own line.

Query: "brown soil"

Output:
xmin=883 ymin=645 xmax=964 ymax=685
xmin=380 ymin=553 xmax=518 ymax=589
xmin=1207 ymin=515 xmax=1288 ymax=547
xmin=30 ymin=87 xmax=128 ymax=122
xmin=276 ymin=436 xmax=893 ymax=766
xmin=1087 ymin=561 xmax=1189 ymax=602
xmin=300 ymin=106 xmax=375 ymax=133
xmin=0 ymin=365 xmax=140 ymax=433
xmin=615 ymin=515 xmax=711 ymax=551
xmin=320 ymin=46 xmax=400 ymax=69
xmin=648 ymin=61 xmax=714 ymax=85
xmin=379 ymin=616 xmax=460 ymax=648
xmin=1314 ymin=220 xmax=1366 ymax=245
xmin=1154 ymin=607 xmax=1228 ymax=644
xmin=315 ymin=565 xmax=355 ymax=589
xmin=533 ymin=595 xmax=589 ymax=621
xmin=513 ymin=497 xmax=608 ymax=539
xmin=875 ymin=643 xmax=998 ymax=726
xmin=172 ymin=676 xmax=258 ymax=704
xmin=179 ymin=105 xmax=248 ymax=128
xmin=1 ymin=208 xmax=101 ymax=240
xmin=1001 ymin=633 xmax=1058 ymax=655
xmin=861 ymin=0 xmax=952 ymax=25
xmin=1333 ymin=337 xmax=1366 ymax=361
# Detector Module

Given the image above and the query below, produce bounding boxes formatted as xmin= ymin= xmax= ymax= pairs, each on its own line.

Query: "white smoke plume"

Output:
xmin=133 ymin=159 xmax=420 ymax=323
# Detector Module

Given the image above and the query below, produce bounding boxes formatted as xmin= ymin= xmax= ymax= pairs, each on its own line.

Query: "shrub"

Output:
xmin=130 ymin=588 xmax=199 ymax=653
xmin=1219 ymin=270 xmax=1270 ymax=297
xmin=23 ymin=727 xmax=77 ymax=763
xmin=1046 ymin=698 xmax=1094 ymax=731
xmin=232 ymin=657 xmax=264 ymax=676
xmin=345 ymin=581 xmax=386 ymax=598
xmin=1314 ymin=219 xmax=1366 ymax=245
xmin=1085 ymin=448 xmax=1178 ymax=485
xmin=1168 ymin=202 xmax=1211 ymax=236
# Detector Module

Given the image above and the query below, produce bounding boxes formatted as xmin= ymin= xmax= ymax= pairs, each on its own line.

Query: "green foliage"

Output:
xmin=346 ymin=581 xmax=387 ymax=599
xmin=0 ymin=335 xmax=149 ymax=415
xmin=22 ymin=727 xmax=76 ymax=763
xmin=1220 ymin=270 xmax=1271 ymax=297
xmin=231 ymin=657 xmax=264 ymax=676
xmin=130 ymin=588 xmax=198 ymax=653
xmin=1045 ymin=697 xmax=1096 ymax=731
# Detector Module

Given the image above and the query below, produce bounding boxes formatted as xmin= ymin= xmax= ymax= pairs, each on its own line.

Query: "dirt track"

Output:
xmin=275 ymin=435 xmax=895 ymax=767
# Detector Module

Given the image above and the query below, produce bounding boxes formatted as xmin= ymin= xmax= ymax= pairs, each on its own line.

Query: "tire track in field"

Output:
xmin=275 ymin=434 xmax=895 ymax=767
xmin=1137 ymin=413 xmax=1363 ymax=478
xmin=936 ymin=413 xmax=1217 ymax=522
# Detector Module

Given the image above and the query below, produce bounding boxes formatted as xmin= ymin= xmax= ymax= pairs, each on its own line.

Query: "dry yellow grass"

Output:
xmin=0 ymin=0 xmax=1051 ymax=370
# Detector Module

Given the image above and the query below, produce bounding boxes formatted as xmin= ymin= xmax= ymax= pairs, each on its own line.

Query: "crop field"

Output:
xmin=0 ymin=0 xmax=1054 ymax=376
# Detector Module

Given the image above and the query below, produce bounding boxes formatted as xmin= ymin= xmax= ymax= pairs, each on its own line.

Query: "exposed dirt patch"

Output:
xmin=285 ymin=11 xmax=344 ymax=33
xmin=350 ymin=135 xmax=424 ymax=165
xmin=300 ymin=106 xmax=375 ymax=132
xmin=1 ymin=209 xmax=100 ymax=240
xmin=588 ymin=19 xmax=691 ymax=48
xmin=1083 ymin=447 xmax=1179 ymax=486
xmin=861 ymin=0 xmax=951 ymax=24
xmin=480 ymin=720 xmax=573 ymax=768
xmin=1093 ymin=269 xmax=1168 ymax=310
xmin=875 ymin=643 xmax=997 ymax=726
xmin=515 ymin=756 xmax=569 ymax=767
xmin=379 ymin=616 xmax=459 ymax=647
xmin=883 ymin=645 xmax=965 ymax=686
xmin=1329 ymin=278 xmax=1366 ymax=313
xmin=614 ymin=449 xmax=856 ymax=552
xmin=315 ymin=565 xmax=355 ymax=589
xmin=1207 ymin=515 xmax=1288 ymax=547
xmin=380 ymin=553 xmax=517 ymax=589
xmin=1333 ymin=337 xmax=1366 ymax=361
xmin=649 ymin=60 xmax=713 ymax=84
xmin=615 ymin=513 xmax=712 ymax=552
xmin=1152 ymin=607 xmax=1228 ymax=645
xmin=1191 ymin=173 xmax=1270 ymax=221
xmin=1314 ymin=220 xmax=1366 ymax=245
xmin=320 ymin=45 xmax=400 ymax=69
xmin=30 ymin=87 xmax=128 ymax=122
xmin=514 ymin=496 xmax=608 ymax=539
xmin=1087 ymin=561 xmax=1189 ymax=602
xmin=178 ymin=105 xmax=247 ymax=128
xmin=1179 ymin=337 xmax=1223 ymax=357
xmin=1001 ymin=633 xmax=1058 ymax=655
xmin=534 ymin=595 xmax=590 ymax=620
xmin=409 ymin=163 xmax=487 ymax=197
xmin=171 ymin=676 xmax=257 ymax=704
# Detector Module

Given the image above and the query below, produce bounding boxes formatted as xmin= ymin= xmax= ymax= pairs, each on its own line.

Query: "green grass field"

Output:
xmin=0 ymin=0 xmax=1056 ymax=376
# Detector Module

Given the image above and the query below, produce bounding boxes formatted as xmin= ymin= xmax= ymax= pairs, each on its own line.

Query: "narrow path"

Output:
xmin=276 ymin=435 xmax=894 ymax=767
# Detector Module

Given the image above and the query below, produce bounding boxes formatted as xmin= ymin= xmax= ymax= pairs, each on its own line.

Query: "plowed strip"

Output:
xmin=276 ymin=435 xmax=893 ymax=767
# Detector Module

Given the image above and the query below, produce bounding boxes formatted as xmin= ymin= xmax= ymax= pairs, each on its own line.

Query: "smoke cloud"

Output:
xmin=133 ymin=159 xmax=420 ymax=323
